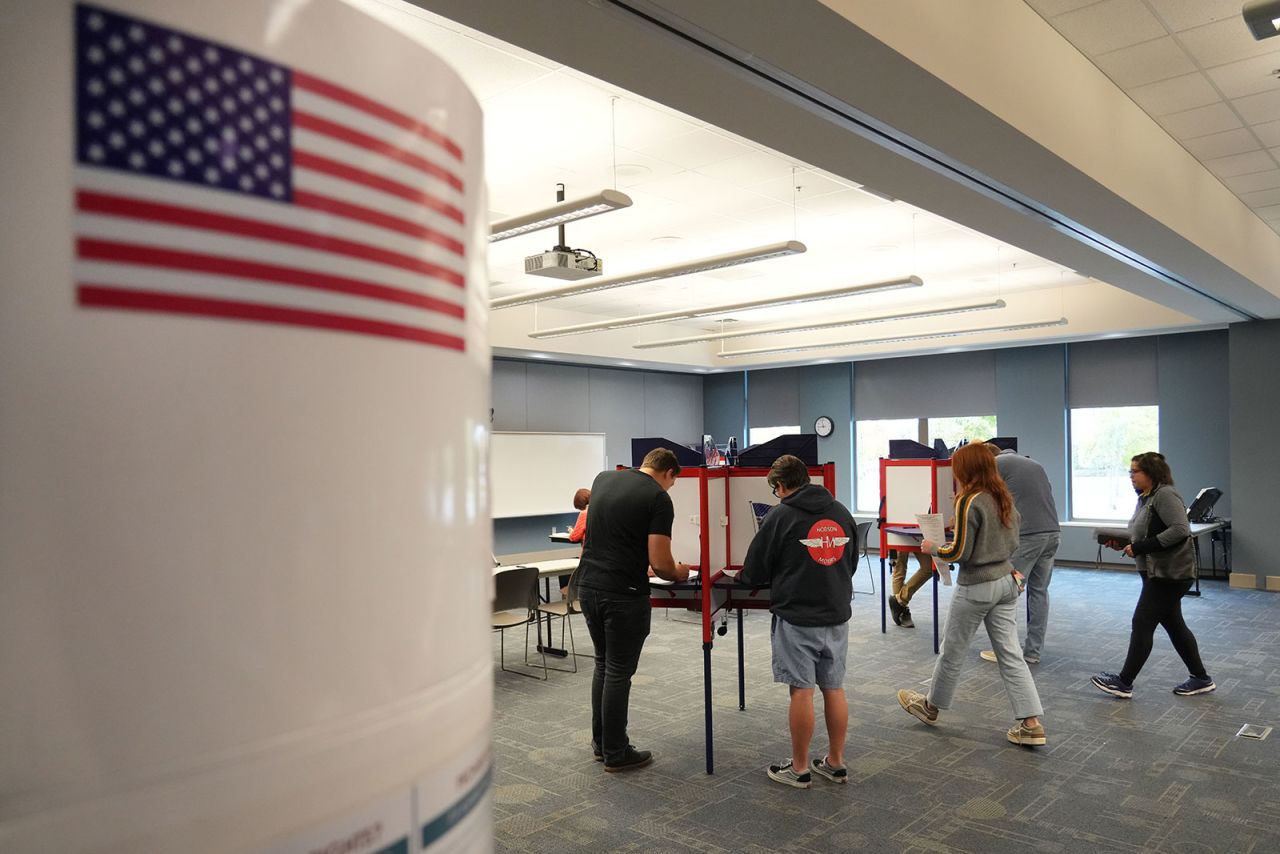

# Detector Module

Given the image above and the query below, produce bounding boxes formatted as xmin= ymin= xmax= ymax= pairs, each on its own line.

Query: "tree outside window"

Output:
xmin=1070 ymin=405 xmax=1159 ymax=519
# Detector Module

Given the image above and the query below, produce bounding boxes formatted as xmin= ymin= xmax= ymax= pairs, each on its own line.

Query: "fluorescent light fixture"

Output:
xmin=526 ymin=273 xmax=918 ymax=337
xmin=716 ymin=317 xmax=1069 ymax=358
xmin=491 ymin=240 xmax=806 ymax=309
xmin=634 ymin=298 xmax=1004 ymax=349
xmin=488 ymin=189 xmax=633 ymax=242
xmin=1243 ymin=0 xmax=1280 ymax=38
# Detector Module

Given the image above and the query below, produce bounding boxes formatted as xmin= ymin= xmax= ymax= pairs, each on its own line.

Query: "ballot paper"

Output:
xmin=649 ymin=569 xmax=700 ymax=586
xmin=915 ymin=513 xmax=952 ymax=586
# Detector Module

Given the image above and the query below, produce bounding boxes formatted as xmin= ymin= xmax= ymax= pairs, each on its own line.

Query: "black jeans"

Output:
xmin=578 ymin=588 xmax=651 ymax=763
xmin=1120 ymin=572 xmax=1207 ymax=684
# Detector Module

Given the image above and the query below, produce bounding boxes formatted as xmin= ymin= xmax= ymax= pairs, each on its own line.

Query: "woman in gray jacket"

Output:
xmin=896 ymin=443 xmax=1046 ymax=747
xmin=1092 ymin=452 xmax=1215 ymax=698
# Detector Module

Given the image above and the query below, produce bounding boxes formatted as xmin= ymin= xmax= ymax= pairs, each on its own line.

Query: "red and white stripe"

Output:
xmin=75 ymin=71 xmax=470 ymax=351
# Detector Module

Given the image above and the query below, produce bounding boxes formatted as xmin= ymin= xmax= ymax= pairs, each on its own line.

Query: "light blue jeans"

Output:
xmin=1012 ymin=532 xmax=1059 ymax=660
xmin=928 ymin=574 xmax=1043 ymax=719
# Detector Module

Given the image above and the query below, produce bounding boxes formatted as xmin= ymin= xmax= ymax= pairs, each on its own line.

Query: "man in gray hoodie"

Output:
xmin=981 ymin=445 xmax=1060 ymax=665
xmin=741 ymin=455 xmax=856 ymax=790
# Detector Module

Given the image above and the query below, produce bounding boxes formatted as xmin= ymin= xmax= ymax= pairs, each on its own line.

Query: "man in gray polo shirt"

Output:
xmin=981 ymin=444 xmax=1061 ymax=665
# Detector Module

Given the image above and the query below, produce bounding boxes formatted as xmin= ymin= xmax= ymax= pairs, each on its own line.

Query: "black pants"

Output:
xmin=578 ymin=588 xmax=651 ymax=763
xmin=1120 ymin=572 xmax=1207 ymax=683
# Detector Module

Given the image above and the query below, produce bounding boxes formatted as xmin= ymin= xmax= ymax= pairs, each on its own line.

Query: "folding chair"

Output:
xmin=852 ymin=520 xmax=876 ymax=596
xmin=491 ymin=566 xmax=546 ymax=679
xmin=536 ymin=568 xmax=584 ymax=672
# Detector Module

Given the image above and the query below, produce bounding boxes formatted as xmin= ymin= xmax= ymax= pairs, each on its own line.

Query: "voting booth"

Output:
xmin=878 ymin=457 xmax=954 ymax=653
xmin=647 ymin=456 xmax=836 ymax=773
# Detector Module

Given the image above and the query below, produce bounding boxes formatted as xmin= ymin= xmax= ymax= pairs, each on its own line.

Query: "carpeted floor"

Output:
xmin=490 ymin=567 xmax=1280 ymax=853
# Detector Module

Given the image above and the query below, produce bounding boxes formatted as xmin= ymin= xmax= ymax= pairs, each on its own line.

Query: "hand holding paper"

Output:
xmin=915 ymin=513 xmax=952 ymax=586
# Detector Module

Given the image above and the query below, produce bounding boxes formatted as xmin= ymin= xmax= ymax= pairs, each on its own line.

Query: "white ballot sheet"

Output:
xmin=915 ymin=513 xmax=952 ymax=586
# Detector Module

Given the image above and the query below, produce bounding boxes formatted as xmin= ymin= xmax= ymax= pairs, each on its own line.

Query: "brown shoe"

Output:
xmin=897 ymin=689 xmax=938 ymax=725
xmin=1007 ymin=721 xmax=1046 ymax=746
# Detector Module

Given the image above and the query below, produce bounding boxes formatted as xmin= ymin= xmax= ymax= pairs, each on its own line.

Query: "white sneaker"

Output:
xmin=980 ymin=649 xmax=997 ymax=663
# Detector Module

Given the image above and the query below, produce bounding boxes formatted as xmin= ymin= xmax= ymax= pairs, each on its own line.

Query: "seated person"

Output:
xmin=889 ymin=550 xmax=931 ymax=628
xmin=560 ymin=488 xmax=590 ymax=597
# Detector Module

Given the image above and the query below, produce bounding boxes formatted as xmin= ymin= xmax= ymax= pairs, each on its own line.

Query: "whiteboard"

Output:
xmin=490 ymin=432 xmax=608 ymax=519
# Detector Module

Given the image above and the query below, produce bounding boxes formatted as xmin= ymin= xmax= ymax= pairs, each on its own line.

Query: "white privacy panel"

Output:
xmin=884 ymin=464 xmax=936 ymax=524
xmin=491 ymin=432 xmax=606 ymax=518
xmin=706 ymin=471 xmax=728 ymax=572
xmin=668 ymin=475 xmax=704 ymax=566
xmin=728 ymin=473 xmax=775 ymax=568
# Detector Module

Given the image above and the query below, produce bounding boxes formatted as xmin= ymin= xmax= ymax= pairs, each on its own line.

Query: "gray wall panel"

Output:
xmin=799 ymin=362 xmax=854 ymax=507
xmin=492 ymin=360 xmax=527 ymax=431
xmin=1158 ymin=330 xmax=1230 ymax=517
xmin=747 ymin=367 xmax=802 ymax=430
xmin=588 ymin=368 xmax=646 ymax=471
xmin=855 ymin=350 xmax=996 ymax=418
xmin=643 ymin=372 xmax=704 ymax=446
xmin=704 ymin=371 xmax=747 ymax=446
xmin=995 ymin=345 xmax=1067 ymax=520
xmin=524 ymin=362 xmax=590 ymax=432
xmin=1228 ymin=319 xmax=1280 ymax=585
xmin=1068 ymin=337 xmax=1158 ymax=407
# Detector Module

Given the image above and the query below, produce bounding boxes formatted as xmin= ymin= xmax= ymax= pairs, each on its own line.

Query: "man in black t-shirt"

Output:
xmin=576 ymin=447 xmax=690 ymax=772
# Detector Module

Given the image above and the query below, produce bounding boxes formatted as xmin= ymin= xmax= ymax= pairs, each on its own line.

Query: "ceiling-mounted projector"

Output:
xmin=525 ymin=248 xmax=603 ymax=280
xmin=521 ymin=182 xmax=606 ymax=280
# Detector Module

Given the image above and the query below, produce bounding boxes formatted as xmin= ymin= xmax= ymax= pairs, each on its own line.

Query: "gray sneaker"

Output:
xmin=810 ymin=756 xmax=848 ymax=784
xmin=767 ymin=759 xmax=811 ymax=789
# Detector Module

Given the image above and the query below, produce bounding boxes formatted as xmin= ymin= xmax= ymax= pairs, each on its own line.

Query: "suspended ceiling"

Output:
xmin=349 ymin=0 xmax=1280 ymax=371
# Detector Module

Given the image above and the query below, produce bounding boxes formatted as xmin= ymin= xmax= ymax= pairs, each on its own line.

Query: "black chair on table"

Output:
xmin=491 ymin=565 xmax=547 ymax=680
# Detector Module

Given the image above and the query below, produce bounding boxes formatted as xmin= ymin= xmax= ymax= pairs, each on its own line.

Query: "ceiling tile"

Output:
xmin=1145 ymin=0 xmax=1242 ymax=33
xmin=1231 ymin=88 xmax=1280 ymax=125
xmin=1092 ymin=37 xmax=1196 ymax=88
xmin=750 ymin=170 xmax=849 ymax=203
xmin=1204 ymin=52 xmax=1280 ymax=100
xmin=1176 ymin=16 xmax=1279 ymax=69
xmin=1180 ymin=127 xmax=1262 ymax=160
xmin=1221 ymin=167 xmax=1280 ymax=193
xmin=1049 ymin=0 xmax=1167 ymax=56
xmin=1156 ymin=100 xmax=1243 ymax=137
xmin=635 ymin=128 xmax=756 ymax=170
xmin=611 ymin=98 xmax=701 ymax=151
xmin=795 ymin=188 xmax=889 ymax=218
xmin=1255 ymin=203 xmax=1280 ymax=220
xmin=1205 ymin=149 xmax=1278 ymax=177
xmin=1128 ymin=71 xmax=1221 ymax=115
xmin=1253 ymin=119 xmax=1280 ymax=147
xmin=1241 ymin=186 xmax=1280 ymax=207
xmin=1026 ymin=0 xmax=1105 ymax=16
xmin=693 ymin=150 xmax=798 ymax=187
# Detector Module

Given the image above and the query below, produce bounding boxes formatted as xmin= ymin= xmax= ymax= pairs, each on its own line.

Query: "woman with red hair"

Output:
xmin=896 ymin=442 xmax=1047 ymax=746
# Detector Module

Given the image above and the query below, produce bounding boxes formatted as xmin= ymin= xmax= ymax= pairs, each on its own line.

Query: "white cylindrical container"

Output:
xmin=0 ymin=2 xmax=492 ymax=851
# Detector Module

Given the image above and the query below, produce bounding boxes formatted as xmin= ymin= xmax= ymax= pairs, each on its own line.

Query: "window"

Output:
xmin=1070 ymin=405 xmax=1159 ymax=520
xmin=748 ymin=425 xmax=799 ymax=447
xmin=854 ymin=418 xmax=916 ymax=512
xmin=928 ymin=415 xmax=998 ymax=451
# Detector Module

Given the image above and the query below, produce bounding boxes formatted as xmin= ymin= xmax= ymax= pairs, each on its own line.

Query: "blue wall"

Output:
xmin=703 ymin=330 xmax=1235 ymax=566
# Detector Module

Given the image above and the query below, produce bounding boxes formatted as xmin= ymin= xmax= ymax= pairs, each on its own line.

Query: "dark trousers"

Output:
xmin=578 ymin=588 xmax=651 ymax=763
xmin=1120 ymin=572 xmax=1207 ymax=683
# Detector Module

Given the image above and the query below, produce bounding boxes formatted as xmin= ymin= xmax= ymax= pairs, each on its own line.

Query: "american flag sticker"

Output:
xmin=74 ymin=3 xmax=469 ymax=352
